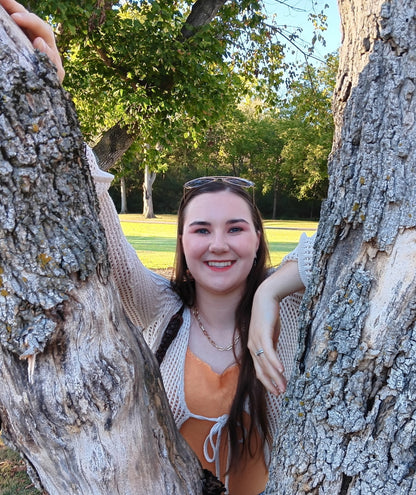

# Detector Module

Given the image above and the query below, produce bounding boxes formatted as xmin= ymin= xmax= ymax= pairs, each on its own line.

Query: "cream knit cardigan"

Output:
xmin=86 ymin=146 xmax=315 ymax=477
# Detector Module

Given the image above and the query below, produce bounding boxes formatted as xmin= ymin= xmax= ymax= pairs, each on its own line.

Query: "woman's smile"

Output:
xmin=205 ymin=260 xmax=236 ymax=270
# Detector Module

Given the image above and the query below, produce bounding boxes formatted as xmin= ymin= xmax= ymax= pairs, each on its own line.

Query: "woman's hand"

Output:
xmin=248 ymin=286 xmax=286 ymax=395
xmin=248 ymin=260 xmax=305 ymax=395
xmin=0 ymin=0 xmax=65 ymax=83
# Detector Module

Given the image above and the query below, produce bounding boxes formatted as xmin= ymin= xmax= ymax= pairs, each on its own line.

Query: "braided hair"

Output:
xmin=155 ymin=305 xmax=184 ymax=366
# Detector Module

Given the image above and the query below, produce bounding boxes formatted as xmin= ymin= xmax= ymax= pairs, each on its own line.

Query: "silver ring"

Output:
xmin=255 ymin=348 xmax=264 ymax=357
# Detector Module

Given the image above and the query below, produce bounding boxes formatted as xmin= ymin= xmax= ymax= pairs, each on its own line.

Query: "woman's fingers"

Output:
xmin=0 ymin=0 xmax=27 ymax=15
xmin=248 ymin=295 xmax=286 ymax=394
xmin=248 ymin=322 xmax=287 ymax=395
xmin=251 ymin=343 xmax=287 ymax=395
xmin=11 ymin=11 xmax=65 ymax=83
xmin=1 ymin=0 xmax=65 ymax=83
xmin=31 ymin=33 xmax=65 ymax=83
xmin=249 ymin=260 xmax=305 ymax=392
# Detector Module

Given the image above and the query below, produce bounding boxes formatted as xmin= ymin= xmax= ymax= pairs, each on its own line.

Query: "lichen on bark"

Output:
xmin=0 ymin=20 xmax=109 ymax=358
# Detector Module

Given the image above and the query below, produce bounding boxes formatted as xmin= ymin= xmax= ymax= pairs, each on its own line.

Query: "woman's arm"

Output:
xmin=248 ymin=260 xmax=304 ymax=395
xmin=86 ymin=147 xmax=177 ymax=331
xmin=0 ymin=0 xmax=65 ymax=82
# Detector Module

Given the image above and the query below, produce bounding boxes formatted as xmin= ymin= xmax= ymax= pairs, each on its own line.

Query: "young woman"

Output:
xmin=87 ymin=147 xmax=314 ymax=494
xmin=3 ymin=2 xmax=315 ymax=492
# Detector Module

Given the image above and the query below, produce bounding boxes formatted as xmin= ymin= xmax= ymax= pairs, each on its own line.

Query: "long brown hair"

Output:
xmin=171 ymin=179 xmax=272 ymax=470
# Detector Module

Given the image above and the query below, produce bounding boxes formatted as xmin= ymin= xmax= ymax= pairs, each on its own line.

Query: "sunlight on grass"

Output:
xmin=120 ymin=214 xmax=317 ymax=269
xmin=118 ymin=214 xmax=177 ymax=224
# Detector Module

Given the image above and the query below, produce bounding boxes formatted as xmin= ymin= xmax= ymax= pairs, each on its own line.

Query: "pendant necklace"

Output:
xmin=192 ymin=306 xmax=240 ymax=352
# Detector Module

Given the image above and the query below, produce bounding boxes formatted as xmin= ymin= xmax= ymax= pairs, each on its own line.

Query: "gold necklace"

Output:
xmin=192 ymin=307 xmax=240 ymax=352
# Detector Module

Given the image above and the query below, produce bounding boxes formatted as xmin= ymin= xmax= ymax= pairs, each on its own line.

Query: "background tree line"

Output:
xmin=26 ymin=0 xmax=336 ymax=219
xmin=111 ymin=54 xmax=337 ymax=219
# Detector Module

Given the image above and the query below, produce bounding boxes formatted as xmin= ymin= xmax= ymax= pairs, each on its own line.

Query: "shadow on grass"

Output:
xmin=267 ymin=241 xmax=299 ymax=254
xmin=126 ymin=238 xmax=300 ymax=255
xmin=125 ymin=235 xmax=176 ymax=251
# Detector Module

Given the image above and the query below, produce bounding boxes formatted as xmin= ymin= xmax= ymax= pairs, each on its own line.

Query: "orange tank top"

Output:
xmin=179 ymin=349 xmax=268 ymax=495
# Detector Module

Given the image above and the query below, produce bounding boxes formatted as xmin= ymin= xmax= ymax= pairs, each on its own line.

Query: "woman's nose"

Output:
xmin=209 ymin=233 xmax=229 ymax=252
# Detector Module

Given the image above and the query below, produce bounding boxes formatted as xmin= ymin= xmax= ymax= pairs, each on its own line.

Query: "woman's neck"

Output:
xmin=193 ymin=287 xmax=242 ymax=332
xmin=189 ymin=288 xmax=243 ymax=374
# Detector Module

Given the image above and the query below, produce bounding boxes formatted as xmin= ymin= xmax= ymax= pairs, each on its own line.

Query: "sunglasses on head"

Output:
xmin=184 ymin=176 xmax=255 ymax=190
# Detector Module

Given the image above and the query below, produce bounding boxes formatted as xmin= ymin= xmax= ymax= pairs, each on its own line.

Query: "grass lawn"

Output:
xmin=0 ymin=214 xmax=317 ymax=492
xmin=0 ymin=438 xmax=40 ymax=494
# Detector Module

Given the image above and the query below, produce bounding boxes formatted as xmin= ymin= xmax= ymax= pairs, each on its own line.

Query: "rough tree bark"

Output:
xmin=266 ymin=0 xmax=416 ymax=493
xmin=0 ymin=7 xmax=204 ymax=494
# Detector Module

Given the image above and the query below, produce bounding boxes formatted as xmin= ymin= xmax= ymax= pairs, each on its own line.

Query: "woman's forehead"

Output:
xmin=183 ymin=190 xmax=253 ymax=222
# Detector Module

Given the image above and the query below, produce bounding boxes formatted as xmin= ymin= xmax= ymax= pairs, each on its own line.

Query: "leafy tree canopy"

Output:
xmin=26 ymin=0 xmax=328 ymax=155
xmin=118 ymin=50 xmax=337 ymax=217
xmin=278 ymin=53 xmax=338 ymax=200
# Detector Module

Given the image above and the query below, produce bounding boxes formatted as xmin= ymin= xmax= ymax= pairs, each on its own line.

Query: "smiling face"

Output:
xmin=181 ymin=190 xmax=260 ymax=299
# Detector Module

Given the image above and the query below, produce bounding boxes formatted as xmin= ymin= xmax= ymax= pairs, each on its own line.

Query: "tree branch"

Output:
xmin=181 ymin=0 xmax=227 ymax=39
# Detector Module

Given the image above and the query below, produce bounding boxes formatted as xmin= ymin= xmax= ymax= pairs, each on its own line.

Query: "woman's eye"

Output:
xmin=229 ymin=226 xmax=243 ymax=233
xmin=195 ymin=228 xmax=209 ymax=234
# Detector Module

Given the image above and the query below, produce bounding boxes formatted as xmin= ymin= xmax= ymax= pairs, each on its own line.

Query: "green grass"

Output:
xmin=0 ymin=215 xmax=317 ymax=493
xmin=120 ymin=214 xmax=317 ymax=269
xmin=120 ymin=215 xmax=178 ymax=270
xmin=0 ymin=437 xmax=40 ymax=494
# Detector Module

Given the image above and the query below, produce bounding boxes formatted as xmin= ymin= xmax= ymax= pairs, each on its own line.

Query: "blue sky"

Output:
xmin=263 ymin=1 xmax=341 ymax=64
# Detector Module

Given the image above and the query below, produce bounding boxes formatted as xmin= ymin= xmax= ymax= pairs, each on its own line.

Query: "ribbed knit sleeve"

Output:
xmin=265 ymin=232 xmax=316 ymax=438
xmin=281 ymin=232 xmax=315 ymax=288
xmin=86 ymin=145 xmax=114 ymax=196
xmin=85 ymin=146 xmax=181 ymax=332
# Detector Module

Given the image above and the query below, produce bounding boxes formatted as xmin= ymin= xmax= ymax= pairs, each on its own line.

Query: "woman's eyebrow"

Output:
xmin=227 ymin=218 xmax=249 ymax=225
xmin=188 ymin=220 xmax=211 ymax=227
xmin=188 ymin=218 xmax=249 ymax=227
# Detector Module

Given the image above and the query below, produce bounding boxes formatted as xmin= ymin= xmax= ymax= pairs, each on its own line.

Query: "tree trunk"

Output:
xmin=92 ymin=122 xmax=135 ymax=172
xmin=4 ymin=0 xmax=416 ymax=493
xmin=181 ymin=0 xmax=227 ymax=39
xmin=142 ymin=164 xmax=156 ymax=219
xmin=120 ymin=176 xmax=128 ymax=214
xmin=272 ymin=177 xmax=278 ymax=220
xmin=265 ymin=0 xmax=416 ymax=493
xmin=0 ymin=7 xmax=203 ymax=494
